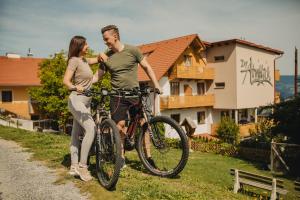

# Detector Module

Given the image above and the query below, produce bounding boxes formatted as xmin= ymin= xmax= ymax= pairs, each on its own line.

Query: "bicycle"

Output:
xmin=114 ymin=86 xmax=189 ymax=178
xmin=75 ymin=88 xmax=122 ymax=190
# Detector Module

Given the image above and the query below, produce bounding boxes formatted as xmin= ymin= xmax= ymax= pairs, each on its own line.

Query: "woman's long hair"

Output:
xmin=67 ymin=36 xmax=86 ymax=64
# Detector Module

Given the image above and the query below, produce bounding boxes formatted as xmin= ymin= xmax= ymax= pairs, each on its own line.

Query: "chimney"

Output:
xmin=27 ymin=48 xmax=33 ymax=57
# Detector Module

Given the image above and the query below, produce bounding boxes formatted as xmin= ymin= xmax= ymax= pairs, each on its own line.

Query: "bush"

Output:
xmin=270 ymin=96 xmax=300 ymax=144
xmin=190 ymin=138 xmax=237 ymax=156
xmin=216 ymin=117 xmax=239 ymax=145
xmin=240 ymin=118 xmax=275 ymax=149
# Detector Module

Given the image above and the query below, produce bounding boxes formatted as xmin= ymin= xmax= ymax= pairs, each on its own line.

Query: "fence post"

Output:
xmin=270 ymin=140 xmax=274 ymax=172
xmin=233 ymin=169 xmax=240 ymax=193
xmin=270 ymin=178 xmax=277 ymax=200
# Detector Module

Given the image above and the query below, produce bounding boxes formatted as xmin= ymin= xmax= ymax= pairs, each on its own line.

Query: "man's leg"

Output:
xmin=117 ymin=120 xmax=127 ymax=159
xmin=140 ymin=118 xmax=152 ymax=158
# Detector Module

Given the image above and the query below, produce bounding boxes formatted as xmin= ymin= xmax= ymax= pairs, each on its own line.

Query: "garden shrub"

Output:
xmin=216 ymin=117 xmax=240 ymax=145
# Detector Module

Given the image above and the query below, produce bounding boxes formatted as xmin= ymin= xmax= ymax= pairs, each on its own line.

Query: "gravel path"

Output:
xmin=0 ymin=138 xmax=88 ymax=200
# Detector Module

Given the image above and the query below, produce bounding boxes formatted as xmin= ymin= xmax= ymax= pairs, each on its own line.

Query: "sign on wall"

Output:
xmin=240 ymin=57 xmax=273 ymax=86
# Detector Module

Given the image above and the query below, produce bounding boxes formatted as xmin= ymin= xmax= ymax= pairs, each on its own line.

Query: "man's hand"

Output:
xmin=155 ymin=87 xmax=163 ymax=95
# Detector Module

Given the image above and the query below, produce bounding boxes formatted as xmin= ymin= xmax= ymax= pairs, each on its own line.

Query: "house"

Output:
xmin=0 ymin=34 xmax=283 ymax=137
xmin=137 ymin=34 xmax=283 ymax=137
xmin=0 ymin=54 xmax=43 ymax=119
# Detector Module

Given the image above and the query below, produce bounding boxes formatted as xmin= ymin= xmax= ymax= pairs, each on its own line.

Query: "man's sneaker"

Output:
xmin=120 ymin=158 xmax=127 ymax=169
xmin=146 ymin=157 xmax=157 ymax=169
xmin=75 ymin=164 xmax=93 ymax=182
xmin=68 ymin=164 xmax=78 ymax=176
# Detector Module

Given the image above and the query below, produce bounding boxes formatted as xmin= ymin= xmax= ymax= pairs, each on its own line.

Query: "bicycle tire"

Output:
xmin=95 ymin=119 xmax=122 ymax=190
xmin=137 ymin=116 xmax=189 ymax=177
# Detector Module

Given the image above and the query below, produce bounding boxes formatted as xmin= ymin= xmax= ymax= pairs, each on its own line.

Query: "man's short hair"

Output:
xmin=101 ymin=25 xmax=120 ymax=40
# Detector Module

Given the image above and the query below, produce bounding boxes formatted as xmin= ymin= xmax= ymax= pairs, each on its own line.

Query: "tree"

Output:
xmin=29 ymin=50 xmax=110 ymax=132
xmin=270 ymin=96 xmax=300 ymax=144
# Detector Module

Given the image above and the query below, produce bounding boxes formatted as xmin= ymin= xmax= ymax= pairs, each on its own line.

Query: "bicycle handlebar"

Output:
xmin=69 ymin=87 xmax=160 ymax=97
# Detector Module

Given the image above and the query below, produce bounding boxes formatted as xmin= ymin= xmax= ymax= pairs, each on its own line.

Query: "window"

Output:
xmin=197 ymin=112 xmax=205 ymax=124
xmin=221 ymin=111 xmax=230 ymax=118
xmin=197 ymin=82 xmax=205 ymax=95
xmin=214 ymin=56 xmax=225 ymax=61
xmin=238 ymin=109 xmax=249 ymax=124
xmin=170 ymin=82 xmax=180 ymax=95
xmin=184 ymin=55 xmax=192 ymax=67
xmin=1 ymin=91 xmax=12 ymax=102
xmin=215 ymin=82 xmax=225 ymax=89
xmin=171 ymin=114 xmax=180 ymax=123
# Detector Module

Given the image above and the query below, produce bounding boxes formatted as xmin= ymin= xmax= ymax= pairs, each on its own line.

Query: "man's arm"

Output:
xmin=92 ymin=68 xmax=105 ymax=83
xmin=139 ymin=57 xmax=162 ymax=92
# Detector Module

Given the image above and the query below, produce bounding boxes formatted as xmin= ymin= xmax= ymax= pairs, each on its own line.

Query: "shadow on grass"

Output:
xmin=125 ymin=158 xmax=181 ymax=179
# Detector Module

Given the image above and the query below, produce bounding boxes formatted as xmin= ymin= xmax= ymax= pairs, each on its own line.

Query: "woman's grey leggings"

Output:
xmin=68 ymin=92 xmax=96 ymax=165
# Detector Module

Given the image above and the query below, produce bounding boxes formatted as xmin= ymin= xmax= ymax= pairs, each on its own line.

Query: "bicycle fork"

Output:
xmin=142 ymin=109 xmax=165 ymax=149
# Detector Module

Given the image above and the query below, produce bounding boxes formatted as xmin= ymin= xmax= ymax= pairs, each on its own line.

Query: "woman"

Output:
xmin=63 ymin=35 xmax=102 ymax=181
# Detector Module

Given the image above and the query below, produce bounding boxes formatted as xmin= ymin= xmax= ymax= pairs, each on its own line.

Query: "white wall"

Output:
xmin=235 ymin=44 xmax=276 ymax=108
xmin=206 ymin=43 xmax=237 ymax=109
xmin=161 ymin=108 xmax=213 ymax=136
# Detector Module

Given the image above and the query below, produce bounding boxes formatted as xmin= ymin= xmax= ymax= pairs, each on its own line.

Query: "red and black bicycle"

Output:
xmin=112 ymin=86 xmax=189 ymax=178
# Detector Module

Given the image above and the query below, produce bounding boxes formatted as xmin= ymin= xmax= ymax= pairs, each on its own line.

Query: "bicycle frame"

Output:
xmin=122 ymin=88 xmax=162 ymax=149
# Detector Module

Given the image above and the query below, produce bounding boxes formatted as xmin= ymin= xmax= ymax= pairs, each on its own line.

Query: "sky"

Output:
xmin=0 ymin=0 xmax=299 ymax=75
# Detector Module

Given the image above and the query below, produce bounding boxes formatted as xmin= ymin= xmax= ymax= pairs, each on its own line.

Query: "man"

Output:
xmin=96 ymin=25 xmax=161 ymax=168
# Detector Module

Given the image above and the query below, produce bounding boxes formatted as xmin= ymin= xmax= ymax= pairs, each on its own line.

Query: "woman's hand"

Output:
xmin=76 ymin=85 xmax=84 ymax=93
xmin=98 ymin=53 xmax=108 ymax=62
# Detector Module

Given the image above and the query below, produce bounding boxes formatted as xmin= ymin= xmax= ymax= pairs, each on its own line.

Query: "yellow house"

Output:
xmin=0 ymin=54 xmax=43 ymax=119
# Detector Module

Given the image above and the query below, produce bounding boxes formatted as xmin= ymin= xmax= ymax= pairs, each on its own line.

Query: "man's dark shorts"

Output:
xmin=110 ymin=96 xmax=140 ymax=123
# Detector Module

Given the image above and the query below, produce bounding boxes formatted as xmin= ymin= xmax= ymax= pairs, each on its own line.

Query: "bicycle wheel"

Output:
xmin=95 ymin=119 xmax=122 ymax=190
xmin=137 ymin=116 xmax=189 ymax=177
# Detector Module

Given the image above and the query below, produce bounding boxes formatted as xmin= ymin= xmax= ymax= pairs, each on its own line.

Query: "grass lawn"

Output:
xmin=0 ymin=125 xmax=298 ymax=200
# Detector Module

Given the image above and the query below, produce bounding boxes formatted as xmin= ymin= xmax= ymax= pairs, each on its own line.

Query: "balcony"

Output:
xmin=160 ymin=94 xmax=215 ymax=110
xmin=275 ymin=70 xmax=280 ymax=81
xmin=171 ymin=66 xmax=215 ymax=80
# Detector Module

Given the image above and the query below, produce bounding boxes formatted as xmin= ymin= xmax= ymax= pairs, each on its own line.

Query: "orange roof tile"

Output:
xmin=0 ymin=56 xmax=44 ymax=86
xmin=137 ymin=34 xmax=205 ymax=81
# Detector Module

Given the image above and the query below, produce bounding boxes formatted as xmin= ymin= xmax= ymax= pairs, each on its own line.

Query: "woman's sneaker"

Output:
xmin=75 ymin=164 xmax=93 ymax=181
xmin=68 ymin=164 xmax=78 ymax=176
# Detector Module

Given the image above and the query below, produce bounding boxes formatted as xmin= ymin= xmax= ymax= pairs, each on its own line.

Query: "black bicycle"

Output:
xmin=115 ymin=87 xmax=189 ymax=177
xmin=78 ymin=89 xmax=122 ymax=190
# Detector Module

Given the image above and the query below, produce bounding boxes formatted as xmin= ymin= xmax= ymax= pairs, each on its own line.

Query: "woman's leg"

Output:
xmin=70 ymin=119 xmax=83 ymax=165
xmin=68 ymin=95 xmax=96 ymax=165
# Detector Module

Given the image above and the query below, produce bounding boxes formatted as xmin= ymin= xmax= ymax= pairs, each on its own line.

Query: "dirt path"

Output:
xmin=0 ymin=138 xmax=88 ymax=200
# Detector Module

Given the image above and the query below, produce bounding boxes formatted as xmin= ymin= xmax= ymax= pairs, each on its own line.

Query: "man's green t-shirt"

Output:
xmin=102 ymin=44 xmax=144 ymax=91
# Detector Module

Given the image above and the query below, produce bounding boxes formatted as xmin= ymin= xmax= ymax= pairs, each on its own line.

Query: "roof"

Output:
xmin=137 ymin=34 xmax=205 ymax=81
xmin=0 ymin=56 xmax=44 ymax=86
xmin=208 ymin=39 xmax=284 ymax=55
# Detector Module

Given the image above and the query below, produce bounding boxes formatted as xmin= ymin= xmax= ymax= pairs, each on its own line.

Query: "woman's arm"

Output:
xmin=86 ymin=57 xmax=99 ymax=65
xmin=86 ymin=52 xmax=108 ymax=65
xmin=63 ymin=69 xmax=75 ymax=89
xmin=63 ymin=69 xmax=84 ymax=92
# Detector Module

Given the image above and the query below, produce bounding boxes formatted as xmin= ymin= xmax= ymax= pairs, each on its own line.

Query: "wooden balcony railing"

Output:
xmin=211 ymin=123 xmax=256 ymax=137
xmin=160 ymin=94 xmax=215 ymax=110
xmin=172 ymin=66 xmax=215 ymax=80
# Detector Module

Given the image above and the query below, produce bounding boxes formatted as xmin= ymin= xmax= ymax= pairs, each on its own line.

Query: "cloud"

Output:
xmin=0 ymin=0 xmax=299 ymax=74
